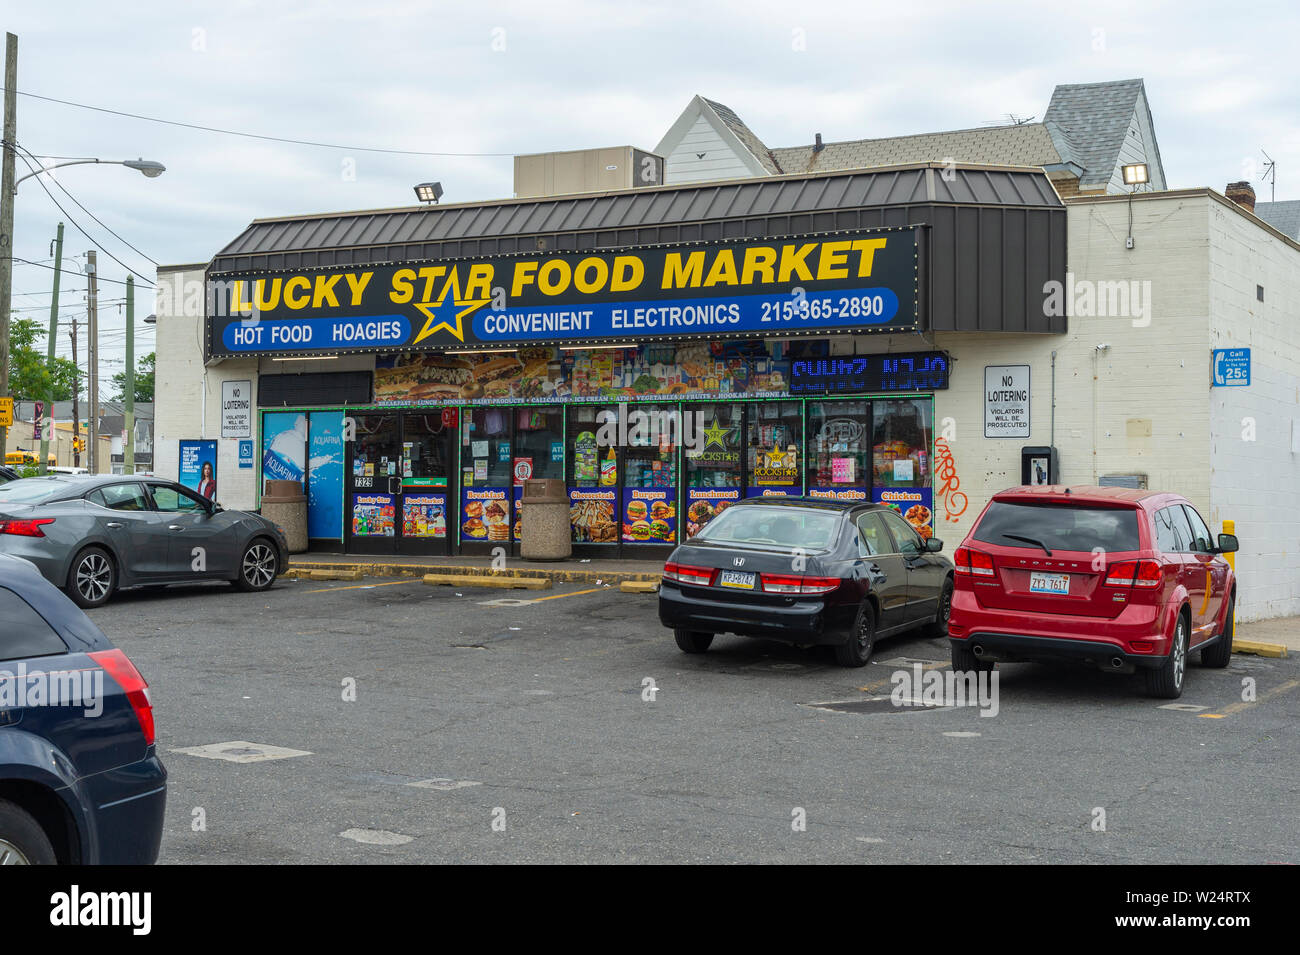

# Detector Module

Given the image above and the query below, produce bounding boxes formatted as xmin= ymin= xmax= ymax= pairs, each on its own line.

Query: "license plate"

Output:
xmin=1029 ymin=572 xmax=1070 ymax=595
xmin=718 ymin=570 xmax=756 ymax=590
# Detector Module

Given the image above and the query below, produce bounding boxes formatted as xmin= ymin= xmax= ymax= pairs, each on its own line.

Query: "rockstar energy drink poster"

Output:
xmin=206 ymin=227 xmax=919 ymax=357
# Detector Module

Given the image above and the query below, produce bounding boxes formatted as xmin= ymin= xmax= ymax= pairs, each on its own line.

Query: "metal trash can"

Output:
xmin=261 ymin=479 xmax=308 ymax=553
xmin=520 ymin=478 xmax=571 ymax=561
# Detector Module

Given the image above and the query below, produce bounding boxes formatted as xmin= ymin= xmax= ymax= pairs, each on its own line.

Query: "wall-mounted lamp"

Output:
xmin=1121 ymin=163 xmax=1149 ymax=187
xmin=414 ymin=182 xmax=444 ymax=204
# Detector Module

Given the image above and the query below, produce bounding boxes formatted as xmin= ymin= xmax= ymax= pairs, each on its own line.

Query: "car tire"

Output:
xmin=950 ymin=640 xmax=993 ymax=673
xmin=1199 ymin=597 xmax=1234 ymax=669
xmin=233 ymin=538 xmax=279 ymax=592
xmin=674 ymin=629 xmax=714 ymax=654
xmin=66 ymin=546 xmax=116 ymax=609
xmin=834 ymin=601 xmax=877 ymax=668
xmin=1144 ymin=612 xmax=1189 ymax=699
xmin=923 ymin=577 xmax=954 ymax=638
xmin=0 ymin=799 xmax=57 ymax=865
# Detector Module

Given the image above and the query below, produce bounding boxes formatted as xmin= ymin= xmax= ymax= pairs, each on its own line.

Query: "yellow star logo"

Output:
xmin=767 ymin=447 xmax=787 ymax=465
xmin=703 ymin=419 xmax=731 ymax=450
xmin=412 ymin=294 xmax=492 ymax=345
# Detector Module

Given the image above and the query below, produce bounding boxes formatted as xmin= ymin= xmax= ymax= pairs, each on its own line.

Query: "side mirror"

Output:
xmin=925 ymin=537 xmax=944 ymax=553
xmin=1216 ymin=533 xmax=1238 ymax=553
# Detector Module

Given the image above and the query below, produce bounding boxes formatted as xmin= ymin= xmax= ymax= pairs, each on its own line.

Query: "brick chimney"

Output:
xmin=1226 ymin=180 xmax=1256 ymax=213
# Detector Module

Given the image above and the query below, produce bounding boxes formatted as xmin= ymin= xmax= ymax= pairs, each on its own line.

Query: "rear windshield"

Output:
xmin=973 ymin=501 xmax=1141 ymax=553
xmin=694 ymin=505 xmax=842 ymax=550
xmin=0 ymin=478 xmax=75 ymax=505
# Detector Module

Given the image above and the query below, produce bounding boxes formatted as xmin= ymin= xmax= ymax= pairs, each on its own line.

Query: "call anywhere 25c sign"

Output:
xmin=206 ymin=228 xmax=919 ymax=356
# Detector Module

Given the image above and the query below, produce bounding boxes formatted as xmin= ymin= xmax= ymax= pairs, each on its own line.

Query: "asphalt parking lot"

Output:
xmin=88 ymin=576 xmax=1299 ymax=864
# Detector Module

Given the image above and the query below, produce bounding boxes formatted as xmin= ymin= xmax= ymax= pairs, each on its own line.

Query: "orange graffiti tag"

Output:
xmin=933 ymin=437 xmax=968 ymax=523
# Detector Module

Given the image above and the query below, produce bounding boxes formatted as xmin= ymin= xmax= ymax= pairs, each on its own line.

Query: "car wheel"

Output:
xmin=67 ymin=546 xmax=116 ymax=609
xmin=674 ymin=629 xmax=713 ymax=653
xmin=834 ymin=601 xmax=877 ymax=668
xmin=923 ymin=577 xmax=954 ymax=638
xmin=1144 ymin=612 xmax=1189 ymax=699
xmin=1199 ymin=597 xmax=1234 ymax=668
xmin=0 ymin=799 xmax=56 ymax=865
xmin=233 ymin=538 xmax=279 ymax=592
xmin=950 ymin=640 xmax=993 ymax=673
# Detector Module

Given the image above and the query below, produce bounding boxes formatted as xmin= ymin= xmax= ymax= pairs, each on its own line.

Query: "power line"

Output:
xmin=12 ymin=258 xmax=142 ymax=287
xmin=6 ymin=144 xmax=156 ymax=285
xmin=5 ymin=87 xmax=515 ymax=158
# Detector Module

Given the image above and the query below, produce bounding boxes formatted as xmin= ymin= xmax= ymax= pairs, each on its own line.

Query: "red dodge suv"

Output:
xmin=948 ymin=486 xmax=1238 ymax=699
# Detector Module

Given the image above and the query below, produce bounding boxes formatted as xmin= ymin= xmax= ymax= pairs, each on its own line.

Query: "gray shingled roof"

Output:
xmin=1254 ymin=200 xmax=1300 ymax=240
xmin=770 ymin=123 xmax=1063 ymax=175
xmin=1044 ymin=79 xmax=1148 ymax=188
xmin=701 ymin=98 xmax=781 ymax=174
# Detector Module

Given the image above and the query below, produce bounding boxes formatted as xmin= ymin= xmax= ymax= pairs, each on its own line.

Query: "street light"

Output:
xmin=414 ymin=181 xmax=443 ymax=204
xmin=14 ymin=156 xmax=166 ymax=193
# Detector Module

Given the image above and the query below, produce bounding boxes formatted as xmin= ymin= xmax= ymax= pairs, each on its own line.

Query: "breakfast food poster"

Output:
xmin=622 ymin=488 xmax=676 ymax=543
xmin=462 ymin=487 xmax=511 ymax=542
xmin=684 ymin=487 xmax=740 ymax=538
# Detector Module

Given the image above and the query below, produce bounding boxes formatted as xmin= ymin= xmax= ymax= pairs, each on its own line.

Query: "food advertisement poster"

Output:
xmin=873 ymin=487 xmax=935 ymax=538
xmin=623 ymin=488 xmax=676 ymax=543
xmin=351 ymin=493 xmax=395 ymax=537
xmin=746 ymin=486 xmax=800 ymax=499
xmin=684 ymin=487 xmax=740 ymax=538
xmin=513 ymin=485 xmax=525 ymax=542
xmin=569 ymin=488 xmax=617 ymax=543
xmin=402 ymin=494 xmax=447 ymax=539
xmin=462 ymin=488 xmax=510 ymax=543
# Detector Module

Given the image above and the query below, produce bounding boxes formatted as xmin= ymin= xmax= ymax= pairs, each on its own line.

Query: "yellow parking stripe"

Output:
xmin=529 ymin=587 xmax=605 ymax=602
xmin=302 ymin=579 xmax=419 ymax=594
xmin=1198 ymin=678 xmax=1300 ymax=719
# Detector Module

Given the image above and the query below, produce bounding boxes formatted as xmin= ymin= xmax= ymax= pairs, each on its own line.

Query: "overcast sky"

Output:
xmin=4 ymin=0 xmax=1297 ymax=394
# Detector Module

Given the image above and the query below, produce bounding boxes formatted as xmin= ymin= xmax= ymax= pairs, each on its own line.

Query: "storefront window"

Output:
xmin=567 ymin=405 xmax=618 ymax=543
xmin=512 ymin=407 xmax=564 ymax=542
xmin=807 ymin=400 xmax=870 ymax=500
xmin=461 ymin=407 xmax=512 ymax=545
xmin=684 ymin=402 xmax=742 ymax=537
xmin=622 ymin=403 xmax=678 ymax=545
xmin=871 ymin=398 xmax=934 ymax=538
xmin=747 ymin=400 xmax=802 ymax=499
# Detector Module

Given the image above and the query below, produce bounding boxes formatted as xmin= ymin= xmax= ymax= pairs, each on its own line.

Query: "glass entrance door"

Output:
xmin=684 ymin=402 xmax=743 ymax=539
xmin=397 ymin=411 xmax=455 ymax=556
xmin=567 ymin=405 xmax=620 ymax=548
xmin=621 ymin=403 xmax=679 ymax=549
xmin=346 ymin=414 xmax=401 ymax=554
xmin=459 ymin=406 xmax=513 ymax=553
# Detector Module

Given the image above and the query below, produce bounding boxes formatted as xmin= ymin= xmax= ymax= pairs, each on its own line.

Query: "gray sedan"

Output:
xmin=0 ymin=475 xmax=289 ymax=607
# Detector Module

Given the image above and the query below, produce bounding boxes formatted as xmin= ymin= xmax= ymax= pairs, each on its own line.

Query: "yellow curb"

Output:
xmin=619 ymin=580 xmax=659 ymax=593
xmin=288 ymin=560 xmax=658 ymax=585
xmin=1232 ymin=639 xmax=1288 ymax=658
xmin=422 ymin=574 xmax=552 ymax=591
xmin=309 ymin=569 xmax=363 ymax=581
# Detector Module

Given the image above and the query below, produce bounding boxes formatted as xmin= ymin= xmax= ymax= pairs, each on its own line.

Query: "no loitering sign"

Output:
xmin=221 ymin=380 xmax=253 ymax=438
xmin=984 ymin=365 xmax=1030 ymax=438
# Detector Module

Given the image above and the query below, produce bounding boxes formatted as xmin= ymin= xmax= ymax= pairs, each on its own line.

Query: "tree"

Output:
xmin=111 ymin=352 xmax=155 ymax=403
xmin=6 ymin=318 xmax=81 ymax=402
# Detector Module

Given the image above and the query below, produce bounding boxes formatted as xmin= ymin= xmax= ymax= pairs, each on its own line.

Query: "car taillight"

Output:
xmin=759 ymin=573 xmax=841 ymax=595
xmin=88 ymin=649 xmax=155 ymax=746
xmin=663 ymin=562 xmax=715 ymax=586
xmin=0 ymin=518 xmax=54 ymax=537
xmin=1105 ymin=559 xmax=1162 ymax=589
xmin=954 ymin=546 xmax=995 ymax=577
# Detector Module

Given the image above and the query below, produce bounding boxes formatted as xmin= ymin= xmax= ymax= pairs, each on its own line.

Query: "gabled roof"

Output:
xmin=1044 ymin=78 xmax=1165 ymax=189
xmin=1254 ymin=200 xmax=1300 ymax=240
xmin=771 ymin=123 xmax=1064 ymax=176
xmin=700 ymin=98 xmax=781 ymax=174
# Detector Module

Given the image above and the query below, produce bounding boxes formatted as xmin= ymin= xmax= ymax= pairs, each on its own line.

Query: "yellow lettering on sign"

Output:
xmin=703 ymin=250 xmax=739 ymax=287
xmin=511 ymin=261 xmax=539 ymax=297
xmin=283 ymin=276 xmax=311 ymax=309
xmin=465 ymin=264 xmax=493 ymax=300
xmin=610 ymin=255 xmax=643 ymax=292
xmin=537 ymin=260 xmax=570 ymax=296
xmin=662 ymin=251 xmax=706 ymax=289
xmin=777 ymin=243 xmax=818 ymax=283
xmin=573 ymin=257 xmax=609 ymax=294
xmin=254 ymin=278 xmax=282 ymax=311
xmin=389 ymin=268 xmax=416 ymax=304
xmin=312 ymin=274 xmax=343 ymax=309
xmin=816 ymin=241 xmax=853 ymax=280
xmin=851 ymin=238 xmax=888 ymax=277
xmin=741 ymin=247 xmax=777 ymax=285
xmin=417 ymin=266 xmax=446 ymax=302
xmin=344 ymin=271 xmax=373 ymax=305
xmin=232 ymin=280 xmax=254 ymax=314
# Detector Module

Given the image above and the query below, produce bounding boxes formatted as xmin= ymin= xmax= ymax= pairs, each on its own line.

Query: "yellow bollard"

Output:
xmin=1222 ymin=519 xmax=1236 ymax=646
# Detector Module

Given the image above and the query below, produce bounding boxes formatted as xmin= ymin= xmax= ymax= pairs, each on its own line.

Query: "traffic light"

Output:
xmin=73 ymin=437 xmax=85 ymax=453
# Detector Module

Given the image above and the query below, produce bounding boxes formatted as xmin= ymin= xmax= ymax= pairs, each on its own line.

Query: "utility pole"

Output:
xmin=125 ymin=275 xmax=134 ymax=474
xmin=86 ymin=250 xmax=97 ymax=473
xmin=69 ymin=317 xmax=79 ymax=467
xmin=0 ymin=33 xmax=18 ymax=461
xmin=39 ymin=222 xmax=63 ymax=474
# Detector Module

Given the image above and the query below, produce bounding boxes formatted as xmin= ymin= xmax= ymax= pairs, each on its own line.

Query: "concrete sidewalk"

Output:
xmin=1236 ymin=615 xmax=1300 ymax=655
xmin=286 ymin=552 xmax=661 ymax=584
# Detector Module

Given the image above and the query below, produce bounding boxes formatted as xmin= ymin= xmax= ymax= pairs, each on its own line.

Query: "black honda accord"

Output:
xmin=659 ymin=498 xmax=954 ymax=666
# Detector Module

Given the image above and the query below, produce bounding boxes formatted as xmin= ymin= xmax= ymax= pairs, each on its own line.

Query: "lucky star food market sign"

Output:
xmin=206 ymin=228 xmax=919 ymax=356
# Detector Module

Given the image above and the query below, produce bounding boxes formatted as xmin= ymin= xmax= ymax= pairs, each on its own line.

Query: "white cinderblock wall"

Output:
xmin=1206 ymin=199 xmax=1300 ymax=621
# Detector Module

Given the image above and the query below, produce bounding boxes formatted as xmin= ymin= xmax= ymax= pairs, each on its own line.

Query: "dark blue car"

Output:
xmin=0 ymin=553 xmax=165 ymax=864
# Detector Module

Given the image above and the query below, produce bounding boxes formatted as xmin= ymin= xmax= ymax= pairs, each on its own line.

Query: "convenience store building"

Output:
xmin=156 ymin=161 xmax=1066 ymax=562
